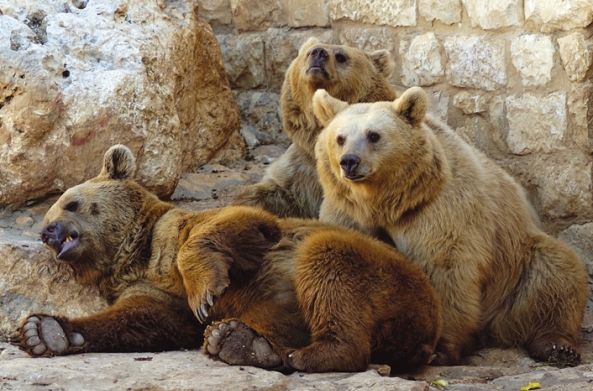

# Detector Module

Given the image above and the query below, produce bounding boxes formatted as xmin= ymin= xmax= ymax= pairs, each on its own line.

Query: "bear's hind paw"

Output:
xmin=17 ymin=315 xmax=85 ymax=357
xmin=203 ymin=319 xmax=282 ymax=368
xmin=529 ymin=340 xmax=581 ymax=367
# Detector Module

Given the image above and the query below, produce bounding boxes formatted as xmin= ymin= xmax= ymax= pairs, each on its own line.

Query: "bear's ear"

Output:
xmin=299 ymin=37 xmax=321 ymax=56
xmin=393 ymin=87 xmax=428 ymax=126
xmin=312 ymin=89 xmax=349 ymax=126
xmin=99 ymin=144 xmax=137 ymax=180
xmin=369 ymin=50 xmax=395 ymax=77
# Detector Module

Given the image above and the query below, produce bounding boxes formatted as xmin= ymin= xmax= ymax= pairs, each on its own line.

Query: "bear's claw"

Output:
xmin=190 ymin=292 xmax=220 ymax=324
xmin=203 ymin=319 xmax=282 ymax=368
xmin=17 ymin=315 xmax=85 ymax=357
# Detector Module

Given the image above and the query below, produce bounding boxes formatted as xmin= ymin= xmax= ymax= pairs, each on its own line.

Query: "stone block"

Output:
xmin=568 ymin=81 xmax=593 ymax=151
xmin=429 ymin=91 xmax=449 ymax=122
xmin=558 ymin=32 xmax=593 ymax=83
xmin=230 ymin=0 xmax=283 ymax=32
xmin=400 ymin=32 xmax=445 ymax=87
xmin=506 ymin=92 xmax=567 ymax=155
xmin=510 ymin=34 xmax=554 ymax=86
xmin=329 ymin=0 xmax=416 ymax=27
xmin=284 ymin=0 xmax=330 ymax=27
xmin=462 ymin=0 xmax=523 ymax=29
xmin=197 ymin=0 xmax=232 ymax=26
xmin=444 ymin=35 xmax=506 ymax=91
xmin=234 ymin=90 xmax=289 ymax=145
xmin=419 ymin=0 xmax=461 ymax=25
xmin=525 ymin=0 xmax=593 ymax=32
xmin=559 ymin=223 xmax=593 ymax=298
xmin=216 ymin=34 xmax=265 ymax=89
xmin=453 ymin=92 xmax=488 ymax=114
xmin=532 ymin=153 xmax=593 ymax=220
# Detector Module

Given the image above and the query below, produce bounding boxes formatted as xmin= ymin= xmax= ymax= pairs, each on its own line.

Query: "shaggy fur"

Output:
xmin=313 ymin=87 xmax=588 ymax=366
xmin=16 ymin=145 xmax=441 ymax=375
xmin=233 ymin=38 xmax=397 ymax=218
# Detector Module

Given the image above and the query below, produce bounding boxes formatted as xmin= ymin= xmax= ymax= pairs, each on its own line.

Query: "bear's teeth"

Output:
xmin=65 ymin=236 xmax=72 ymax=243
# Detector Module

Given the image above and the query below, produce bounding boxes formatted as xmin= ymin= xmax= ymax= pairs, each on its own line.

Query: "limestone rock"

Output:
xmin=284 ymin=0 xmax=330 ymax=28
xmin=330 ymin=0 xmax=417 ymax=27
xmin=171 ymin=165 xmax=252 ymax=201
xmin=453 ymin=92 xmax=488 ymax=114
xmin=525 ymin=0 xmax=593 ymax=32
xmin=400 ymin=33 xmax=445 ymax=87
xmin=0 ymin=233 xmax=106 ymax=338
xmin=444 ymin=35 xmax=506 ymax=91
xmin=264 ymin=28 xmax=333 ymax=92
xmin=506 ymin=92 xmax=567 ymax=155
xmin=462 ymin=0 xmax=523 ymax=29
xmin=217 ymin=33 xmax=266 ymax=89
xmin=558 ymin=32 xmax=593 ymax=83
xmin=0 ymin=346 xmax=429 ymax=391
xmin=510 ymin=34 xmax=554 ymax=86
xmin=234 ymin=90 xmax=288 ymax=145
xmin=231 ymin=0 xmax=283 ymax=32
xmin=418 ymin=0 xmax=461 ymax=25
xmin=197 ymin=0 xmax=233 ymax=26
xmin=0 ymin=0 xmax=240 ymax=208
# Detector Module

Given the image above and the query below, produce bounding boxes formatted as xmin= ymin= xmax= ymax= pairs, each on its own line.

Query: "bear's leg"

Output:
xmin=428 ymin=266 xmax=482 ymax=366
xmin=287 ymin=232 xmax=379 ymax=373
xmin=176 ymin=206 xmax=282 ymax=323
xmin=493 ymin=234 xmax=587 ymax=366
xmin=15 ymin=295 xmax=202 ymax=357
xmin=233 ymin=145 xmax=322 ymax=219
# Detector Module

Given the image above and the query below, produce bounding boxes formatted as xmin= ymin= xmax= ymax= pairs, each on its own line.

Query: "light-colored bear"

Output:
xmin=312 ymin=86 xmax=588 ymax=366
xmin=233 ymin=37 xmax=397 ymax=219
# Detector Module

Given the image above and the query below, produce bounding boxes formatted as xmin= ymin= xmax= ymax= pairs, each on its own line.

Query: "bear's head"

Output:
xmin=40 ymin=145 xmax=167 ymax=282
xmin=313 ymin=86 xmax=429 ymax=183
xmin=289 ymin=37 xmax=396 ymax=103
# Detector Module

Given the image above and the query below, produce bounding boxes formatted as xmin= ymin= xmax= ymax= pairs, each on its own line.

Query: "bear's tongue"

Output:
xmin=59 ymin=236 xmax=80 ymax=257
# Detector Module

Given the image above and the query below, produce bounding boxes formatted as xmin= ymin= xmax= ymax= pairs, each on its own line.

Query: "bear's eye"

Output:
xmin=368 ymin=132 xmax=381 ymax=143
xmin=337 ymin=135 xmax=345 ymax=145
xmin=64 ymin=201 xmax=79 ymax=212
xmin=335 ymin=53 xmax=347 ymax=63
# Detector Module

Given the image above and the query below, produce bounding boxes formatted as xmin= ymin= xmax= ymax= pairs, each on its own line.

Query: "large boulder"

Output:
xmin=0 ymin=0 xmax=241 ymax=208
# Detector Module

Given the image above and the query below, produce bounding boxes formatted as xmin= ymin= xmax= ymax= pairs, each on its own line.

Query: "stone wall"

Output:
xmin=199 ymin=0 xmax=593 ymax=292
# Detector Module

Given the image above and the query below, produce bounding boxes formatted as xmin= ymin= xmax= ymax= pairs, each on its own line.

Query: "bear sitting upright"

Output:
xmin=15 ymin=144 xmax=441 ymax=374
xmin=312 ymin=87 xmax=588 ymax=367
xmin=233 ymin=38 xmax=397 ymax=219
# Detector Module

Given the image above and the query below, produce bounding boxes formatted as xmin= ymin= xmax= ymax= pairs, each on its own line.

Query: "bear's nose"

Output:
xmin=311 ymin=47 xmax=329 ymax=63
xmin=41 ymin=222 xmax=62 ymax=244
xmin=340 ymin=154 xmax=360 ymax=174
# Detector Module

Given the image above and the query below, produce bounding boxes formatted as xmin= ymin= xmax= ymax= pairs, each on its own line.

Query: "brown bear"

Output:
xmin=14 ymin=144 xmax=441 ymax=374
xmin=233 ymin=37 xmax=397 ymax=219
xmin=312 ymin=87 xmax=588 ymax=367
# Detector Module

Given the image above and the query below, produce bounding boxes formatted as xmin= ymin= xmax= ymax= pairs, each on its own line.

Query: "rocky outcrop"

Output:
xmin=0 ymin=0 xmax=241 ymax=208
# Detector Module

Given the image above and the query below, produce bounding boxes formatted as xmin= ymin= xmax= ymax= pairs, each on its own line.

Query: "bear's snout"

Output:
xmin=340 ymin=154 xmax=361 ymax=179
xmin=41 ymin=222 xmax=63 ymax=246
xmin=310 ymin=47 xmax=329 ymax=64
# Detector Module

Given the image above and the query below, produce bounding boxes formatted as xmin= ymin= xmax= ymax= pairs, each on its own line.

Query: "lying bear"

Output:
xmin=312 ymin=87 xmax=588 ymax=367
xmin=15 ymin=144 xmax=441 ymax=374
xmin=234 ymin=37 xmax=397 ymax=219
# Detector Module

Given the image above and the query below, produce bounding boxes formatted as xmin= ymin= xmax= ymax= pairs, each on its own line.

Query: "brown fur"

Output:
xmin=233 ymin=38 xmax=397 ymax=218
xmin=313 ymin=87 xmax=588 ymax=366
xmin=16 ymin=144 xmax=441 ymax=374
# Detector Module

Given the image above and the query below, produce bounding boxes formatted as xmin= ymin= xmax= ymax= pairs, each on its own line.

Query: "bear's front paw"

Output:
xmin=17 ymin=315 xmax=85 ymax=357
xmin=189 ymin=290 xmax=222 ymax=324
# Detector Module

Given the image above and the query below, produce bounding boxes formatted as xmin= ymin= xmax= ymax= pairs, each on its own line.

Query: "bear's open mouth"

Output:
xmin=58 ymin=234 xmax=80 ymax=258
